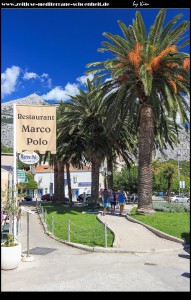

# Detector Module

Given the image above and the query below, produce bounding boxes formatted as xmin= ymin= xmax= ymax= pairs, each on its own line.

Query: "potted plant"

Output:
xmin=1 ymin=234 xmax=21 ymax=270
xmin=1 ymin=187 xmax=21 ymax=270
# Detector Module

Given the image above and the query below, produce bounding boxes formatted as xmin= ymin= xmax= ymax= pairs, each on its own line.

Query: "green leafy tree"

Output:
xmin=18 ymin=173 xmax=38 ymax=197
xmin=1 ymin=186 xmax=20 ymax=238
xmin=153 ymin=160 xmax=190 ymax=195
xmin=1 ymin=143 xmax=13 ymax=153
xmin=87 ymin=9 xmax=190 ymax=214
xmin=113 ymin=164 xmax=138 ymax=193
xmin=17 ymin=160 xmax=30 ymax=171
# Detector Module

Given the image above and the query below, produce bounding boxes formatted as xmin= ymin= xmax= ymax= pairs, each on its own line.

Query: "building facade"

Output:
xmin=34 ymin=165 xmax=92 ymax=201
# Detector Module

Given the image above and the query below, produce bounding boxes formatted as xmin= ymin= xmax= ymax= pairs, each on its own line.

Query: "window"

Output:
xmin=73 ymin=176 xmax=78 ymax=183
xmin=38 ymin=177 xmax=42 ymax=184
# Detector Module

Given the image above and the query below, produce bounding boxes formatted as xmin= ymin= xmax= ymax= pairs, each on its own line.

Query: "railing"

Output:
xmin=37 ymin=203 xmax=108 ymax=248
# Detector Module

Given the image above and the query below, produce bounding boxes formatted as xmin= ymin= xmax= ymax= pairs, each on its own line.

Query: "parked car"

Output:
xmin=41 ymin=194 xmax=52 ymax=201
xmin=171 ymin=195 xmax=189 ymax=203
xmin=77 ymin=193 xmax=91 ymax=202
xmin=24 ymin=195 xmax=32 ymax=201
xmin=41 ymin=194 xmax=69 ymax=203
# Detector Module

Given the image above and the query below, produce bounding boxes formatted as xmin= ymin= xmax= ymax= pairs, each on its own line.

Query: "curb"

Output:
xmin=126 ymin=214 xmax=185 ymax=244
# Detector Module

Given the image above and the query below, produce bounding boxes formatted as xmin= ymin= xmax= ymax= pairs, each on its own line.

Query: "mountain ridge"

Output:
xmin=1 ymin=94 xmax=190 ymax=162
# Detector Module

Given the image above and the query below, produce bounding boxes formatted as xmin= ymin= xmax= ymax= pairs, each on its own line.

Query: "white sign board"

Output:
xmin=16 ymin=105 xmax=56 ymax=154
xmin=20 ymin=206 xmax=35 ymax=214
xmin=179 ymin=181 xmax=185 ymax=188
xmin=19 ymin=151 xmax=39 ymax=165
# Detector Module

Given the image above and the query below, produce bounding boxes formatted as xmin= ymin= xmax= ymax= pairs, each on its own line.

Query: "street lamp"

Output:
xmin=100 ymin=168 xmax=112 ymax=189
xmin=177 ymin=153 xmax=181 ymax=196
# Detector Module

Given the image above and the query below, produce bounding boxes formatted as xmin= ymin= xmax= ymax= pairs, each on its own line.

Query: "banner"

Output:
xmin=16 ymin=105 xmax=56 ymax=154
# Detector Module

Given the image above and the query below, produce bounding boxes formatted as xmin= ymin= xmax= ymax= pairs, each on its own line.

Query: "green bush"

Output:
xmin=2 ymin=234 xmax=18 ymax=247
xmin=153 ymin=202 xmax=190 ymax=212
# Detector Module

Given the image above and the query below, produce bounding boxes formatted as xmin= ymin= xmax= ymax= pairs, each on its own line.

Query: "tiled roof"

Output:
xmin=35 ymin=165 xmax=53 ymax=172
xmin=69 ymin=165 xmax=91 ymax=171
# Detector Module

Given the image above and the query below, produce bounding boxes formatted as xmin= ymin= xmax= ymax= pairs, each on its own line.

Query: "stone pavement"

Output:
xmin=1 ymin=202 xmax=190 ymax=292
xmin=98 ymin=204 xmax=185 ymax=253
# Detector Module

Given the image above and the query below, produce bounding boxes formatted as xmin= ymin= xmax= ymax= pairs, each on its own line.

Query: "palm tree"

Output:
xmin=58 ymin=79 xmax=110 ymax=202
xmin=60 ymin=79 xmax=138 ymax=200
xmin=87 ymin=9 xmax=190 ymax=214
xmin=163 ymin=166 xmax=175 ymax=202
xmin=56 ymin=104 xmax=86 ymax=206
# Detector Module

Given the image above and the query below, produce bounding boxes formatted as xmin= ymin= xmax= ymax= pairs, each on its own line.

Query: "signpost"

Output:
xmin=179 ymin=181 xmax=185 ymax=188
xmin=20 ymin=206 xmax=34 ymax=262
xmin=17 ymin=169 xmax=27 ymax=183
xmin=179 ymin=181 xmax=185 ymax=195
xmin=13 ymin=104 xmax=57 ymax=260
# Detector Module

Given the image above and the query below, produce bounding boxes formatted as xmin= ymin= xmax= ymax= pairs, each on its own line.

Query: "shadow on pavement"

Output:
xmin=181 ymin=272 xmax=190 ymax=279
xmin=178 ymin=254 xmax=190 ymax=259
xmin=23 ymin=247 xmax=58 ymax=255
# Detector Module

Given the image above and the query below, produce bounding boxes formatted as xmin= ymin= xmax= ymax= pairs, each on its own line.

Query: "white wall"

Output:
xmin=34 ymin=170 xmax=92 ymax=201
xmin=35 ymin=172 xmax=52 ymax=196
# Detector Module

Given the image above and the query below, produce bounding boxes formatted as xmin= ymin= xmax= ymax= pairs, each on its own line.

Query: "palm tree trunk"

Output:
xmin=137 ymin=103 xmax=155 ymax=215
xmin=63 ymin=164 xmax=65 ymax=199
xmin=57 ymin=160 xmax=64 ymax=202
xmin=66 ymin=163 xmax=72 ymax=207
xmin=53 ymin=156 xmax=59 ymax=203
xmin=91 ymin=157 xmax=101 ymax=202
xmin=107 ymin=156 xmax=113 ymax=190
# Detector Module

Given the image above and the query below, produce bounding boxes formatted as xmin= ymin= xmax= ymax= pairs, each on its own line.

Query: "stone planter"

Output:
xmin=1 ymin=243 xmax=21 ymax=270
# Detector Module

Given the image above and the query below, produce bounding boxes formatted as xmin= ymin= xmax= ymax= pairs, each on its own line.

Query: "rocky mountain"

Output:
xmin=1 ymin=94 xmax=190 ymax=162
xmin=1 ymin=94 xmax=47 ymax=149
xmin=153 ymin=127 xmax=190 ymax=162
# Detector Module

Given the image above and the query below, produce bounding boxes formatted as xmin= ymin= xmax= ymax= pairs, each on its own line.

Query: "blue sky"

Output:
xmin=1 ymin=8 xmax=190 ymax=103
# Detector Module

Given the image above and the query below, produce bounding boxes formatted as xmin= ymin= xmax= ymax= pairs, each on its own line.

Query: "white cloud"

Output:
xmin=77 ymin=73 xmax=94 ymax=85
xmin=42 ymin=83 xmax=79 ymax=101
xmin=41 ymin=73 xmax=49 ymax=78
xmin=1 ymin=66 xmax=21 ymax=98
xmin=23 ymin=72 xmax=38 ymax=80
xmin=64 ymin=82 xmax=79 ymax=96
xmin=47 ymin=78 xmax=52 ymax=89
xmin=23 ymin=70 xmax=52 ymax=88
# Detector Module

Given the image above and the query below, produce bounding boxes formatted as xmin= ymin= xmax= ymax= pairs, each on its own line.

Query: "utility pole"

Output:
xmin=177 ymin=152 xmax=181 ymax=196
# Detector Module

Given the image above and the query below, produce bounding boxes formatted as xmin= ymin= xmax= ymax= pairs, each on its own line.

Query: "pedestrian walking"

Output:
xmin=110 ymin=189 xmax=117 ymax=214
xmin=118 ymin=189 xmax=126 ymax=215
xmin=101 ymin=189 xmax=110 ymax=216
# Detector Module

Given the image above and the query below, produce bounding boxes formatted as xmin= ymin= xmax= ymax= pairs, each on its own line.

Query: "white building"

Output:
xmin=34 ymin=165 xmax=92 ymax=201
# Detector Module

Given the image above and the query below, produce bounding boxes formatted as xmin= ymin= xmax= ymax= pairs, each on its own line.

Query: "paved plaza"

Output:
xmin=1 ymin=203 xmax=190 ymax=292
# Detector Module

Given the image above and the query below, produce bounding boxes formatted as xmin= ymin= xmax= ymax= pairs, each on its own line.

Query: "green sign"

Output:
xmin=17 ymin=170 xmax=27 ymax=183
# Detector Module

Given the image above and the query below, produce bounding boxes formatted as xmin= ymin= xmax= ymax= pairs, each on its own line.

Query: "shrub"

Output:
xmin=2 ymin=234 xmax=18 ymax=247
xmin=153 ymin=202 xmax=190 ymax=212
